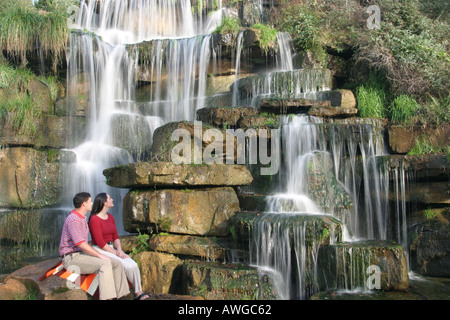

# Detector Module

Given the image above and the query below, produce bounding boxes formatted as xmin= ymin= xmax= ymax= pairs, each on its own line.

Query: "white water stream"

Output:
xmin=59 ymin=0 xmax=410 ymax=300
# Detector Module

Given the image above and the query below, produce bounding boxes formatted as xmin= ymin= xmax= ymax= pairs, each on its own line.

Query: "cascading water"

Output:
xmin=249 ymin=113 xmax=412 ymax=298
xmin=63 ymin=0 xmax=225 ymax=232
xmin=266 ymin=115 xmax=324 ymax=214
xmin=56 ymin=0 xmax=411 ymax=300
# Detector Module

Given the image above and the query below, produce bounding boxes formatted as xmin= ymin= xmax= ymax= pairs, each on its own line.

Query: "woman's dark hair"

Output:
xmin=73 ymin=192 xmax=91 ymax=209
xmin=88 ymin=192 xmax=108 ymax=224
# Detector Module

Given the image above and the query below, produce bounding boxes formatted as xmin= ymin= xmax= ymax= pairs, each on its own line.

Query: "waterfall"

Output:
xmin=55 ymin=0 xmax=412 ymax=300
xmin=275 ymin=32 xmax=294 ymax=71
xmin=233 ymin=69 xmax=332 ymax=107
xmin=232 ymin=31 xmax=244 ymax=106
xmin=266 ymin=115 xmax=324 ymax=214
xmin=63 ymin=0 xmax=225 ymax=233
xmin=249 ymin=114 xmax=406 ymax=298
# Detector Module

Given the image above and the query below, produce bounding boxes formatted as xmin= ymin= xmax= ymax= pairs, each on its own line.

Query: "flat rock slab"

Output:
xmin=104 ymin=161 xmax=253 ymax=188
xmin=148 ymin=234 xmax=229 ymax=260
xmin=260 ymin=97 xmax=332 ymax=114
xmin=196 ymin=106 xmax=259 ymax=127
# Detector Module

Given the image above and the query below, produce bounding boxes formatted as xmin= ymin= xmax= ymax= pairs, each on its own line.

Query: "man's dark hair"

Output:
xmin=73 ymin=192 xmax=91 ymax=209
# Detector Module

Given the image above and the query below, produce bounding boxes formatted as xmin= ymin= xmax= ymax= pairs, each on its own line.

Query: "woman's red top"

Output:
xmin=89 ymin=213 xmax=119 ymax=249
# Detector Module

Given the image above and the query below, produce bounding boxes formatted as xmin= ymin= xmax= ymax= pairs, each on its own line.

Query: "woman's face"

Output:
xmin=105 ymin=194 xmax=114 ymax=209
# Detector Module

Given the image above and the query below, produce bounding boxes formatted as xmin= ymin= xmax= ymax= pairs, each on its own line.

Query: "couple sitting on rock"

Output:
xmin=59 ymin=192 xmax=150 ymax=300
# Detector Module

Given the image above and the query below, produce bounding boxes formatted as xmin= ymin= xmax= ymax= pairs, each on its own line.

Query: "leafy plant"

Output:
xmin=408 ymin=136 xmax=442 ymax=155
xmin=355 ymin=73 xmax=388 ymax=119
xmin=278 ymin=4 xmax=321 ymax=52
xmin=252 ymin=24 xmax=277 ymax=54
xmin=0 ymin=0 xmax=76 ymax=72
xmin=130 ymin=228 xmax=150 ymax=255
xmin=423 ymin=208 xmax=440 ymax=220
xmin=354 ymin=0 xmax=449 ymax=100
xmin=389 ymin=95 xmax=420 ymax=124
xmin=214 ymin=16 xmax=241 ymax=38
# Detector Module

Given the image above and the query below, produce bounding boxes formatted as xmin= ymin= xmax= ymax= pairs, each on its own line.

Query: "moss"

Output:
xmin=158 ymin=217 xmax=173 ymax=231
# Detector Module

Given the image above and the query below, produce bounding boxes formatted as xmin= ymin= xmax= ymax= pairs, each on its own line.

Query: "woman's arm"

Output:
xmin=113 ymin=238 xmax=129 ymax=259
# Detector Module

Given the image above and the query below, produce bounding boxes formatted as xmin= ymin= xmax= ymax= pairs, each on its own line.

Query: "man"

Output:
xmin=59 ymin=192 xmax=130 ymax=300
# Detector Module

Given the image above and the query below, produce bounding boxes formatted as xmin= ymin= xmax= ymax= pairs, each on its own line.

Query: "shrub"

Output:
xmin=251 ymin=24 xmax=277 ymax=53
xmin=389 ymin=95 xmax=420 ymax=124
xmin=355 ymin=73 xmax=388 ymax=119
xmin=354 ymin=0 xmax=449 ymax=100
xmin=408 ymin=136 xmax=442 ymax=155
xmin=214 ymin=16 xmax=241 ymax=38
xmin=277 ymin=3 xmax=321 ymax=52
xmin=0 ymin=0 xmax=76 ymax=72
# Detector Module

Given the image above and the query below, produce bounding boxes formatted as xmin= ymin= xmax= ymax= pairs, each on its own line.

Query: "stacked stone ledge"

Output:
xmin=101 ymin=132 xmax=276 ymax=297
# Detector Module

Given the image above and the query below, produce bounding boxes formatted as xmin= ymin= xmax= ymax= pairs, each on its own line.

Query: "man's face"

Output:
xmin=83 ymin=197 xmax=93 ymax=211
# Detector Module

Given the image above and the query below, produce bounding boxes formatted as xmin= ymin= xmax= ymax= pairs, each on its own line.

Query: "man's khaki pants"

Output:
xmin=62 ymin=252 xmax=130 ymax=300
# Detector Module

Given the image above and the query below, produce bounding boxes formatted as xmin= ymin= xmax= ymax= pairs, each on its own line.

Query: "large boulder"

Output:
xmin=0 ymin=115 xmax=86 ymax=149
xmin=104 ymin=161 xmax=253 ymax=188
xmin=151 ymin=121 xmax=235 ymax=163
xmin=0 ymin=147 xmax=73 ymax=208
xmin=107 ymin=113 xmax=162 ymax=159
xmin=196 ymin=106 xmax=259 ymax=127
xmin=133 ymin=251 xmax=183 ymax=294
xmin=180 ymin=260 xmax=278 ymax=300
xmin=123 ymin=187 xmax=240 ymax=236
xmin=317 ymin=241 xmax=409 ymax=291
xmin=231 ymin=211 xmax=343 ymax=246
xmin=409 ymin=208 xmax=450 ymax=277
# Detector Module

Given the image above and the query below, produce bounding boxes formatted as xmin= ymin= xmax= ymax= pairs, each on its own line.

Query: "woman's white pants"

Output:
xmin=93 ymin=245 xmax=143 ymax=294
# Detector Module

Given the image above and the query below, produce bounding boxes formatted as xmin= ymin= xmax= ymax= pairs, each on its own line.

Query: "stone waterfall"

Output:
xmin=64 ymin=0 xmax=411 ymax=299
xmin=1 ymin=0 xmax=448 ymax=301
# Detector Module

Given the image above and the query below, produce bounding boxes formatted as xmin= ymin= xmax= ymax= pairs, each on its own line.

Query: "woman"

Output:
xmin=88 ymin=192 xmax=149 ymax=300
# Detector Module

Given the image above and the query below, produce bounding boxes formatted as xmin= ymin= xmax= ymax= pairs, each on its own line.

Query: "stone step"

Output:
xmin=104 ymin=161 xmax=253 ymax=188
xmin=147 ymin=234 xmax=231 ymax=260
xmin=259 ymin=89 xmax=357 ymax=117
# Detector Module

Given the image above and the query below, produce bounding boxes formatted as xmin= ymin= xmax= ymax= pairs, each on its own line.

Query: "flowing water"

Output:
xmin=61 ymin=0 xmax=298 ymax=234
xmin=17 ymin=0 xmax=413 ymax=298
xmin=247 ymin=114 xmax=414 ymax=298
xmin=62 ymin=0 xmax=225 ymax=231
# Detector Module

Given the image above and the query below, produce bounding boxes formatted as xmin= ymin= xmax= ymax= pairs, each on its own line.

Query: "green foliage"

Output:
xmin=214 ymin=16 xmax=241 ymax=37
xmin=408 ymin=136 xmax=443 ymax=155
xmin=277 ymin=4 xmax=321 ymax=52
xmin=273 ymin=0 xmax=448 ymax=124
xmin=1 ymin=94 xmax=40 ymax=135
xmin=355 ymin=74 xmax=388 ymax=119
xmin=423 ymin=208 xmax=439 ymax=220
xmin=389 ymin=95 xmax=420 ymax=124
xmin=130 ymin=228 xmax=150 ymax=256
xmin=420 ymin=94 xmax=450 ymax=125
xmin=0 ymin=61 xmax=44 ymax=135
xmin=0 ymin=0 xmax=77 ymax=72
xmin=355 ymin=0 xmax=449 ymax=100
xmin=251 ymin=24 xmax=277 ymax=53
